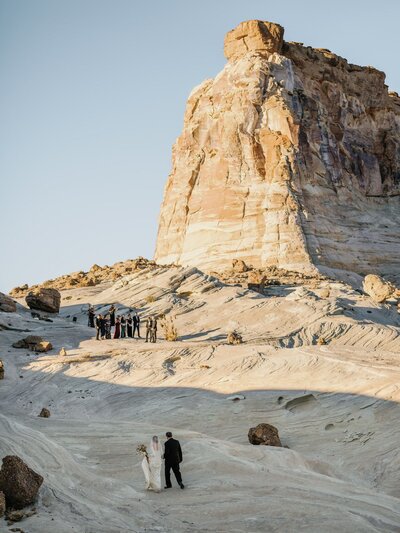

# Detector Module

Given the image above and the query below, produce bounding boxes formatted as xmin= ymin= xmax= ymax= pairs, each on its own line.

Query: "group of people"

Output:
xmin=142 ymin=432 xmax=184 ymax=493
xmin=87 ymin=304 xmax=158 ymax=343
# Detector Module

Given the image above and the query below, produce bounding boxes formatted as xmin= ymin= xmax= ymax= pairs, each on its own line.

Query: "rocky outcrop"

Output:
xmin=155 ymin=20 xmax=400 ymax=278
xmin=0 ymin=491 xmax=5 ymax=517
xmin=25 ymin=288 xmax=60 ymax=313
xmin=0 ymin=293 xmax=16 ymax=313
xmin=363 ymin=274 xmax=395 ymax=302
xmin=12 ymin=336 xmax=53 ymax=352
xmin=0 ymin=455 xmax=43 ymax=510
xmin=248 ymin=423 xmax=282 ymax=446
xmin=10 ymin=257 xmax=158 ymax=297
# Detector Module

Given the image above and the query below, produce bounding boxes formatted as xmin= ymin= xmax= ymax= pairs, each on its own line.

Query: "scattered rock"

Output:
xmin=0 ymin=455 xmax=43 ymax=509
xmin=227 ymin=394 xmax=246 ymax=401
xmin=317 ymin=336 xmax=326 ymax=345
xmin=0 ymin=360 xmax=4 ymax=380
xmin=248 ymin=423 xmax=282 ymax=446
xmin=59 ymin=347 xmax=67 ymax=356
xmin=232 ymin=259 xmax=249 ymax=273
xmin=38 ymin=408 xmax=50 ymax=418
xmin=25 ymin=288 xmax=61 ymax=313
xmin=0 ymin=490 xmax=5 ymax=517
xmin=0 ymin=293 xmax=16 ymax=313
xmin=227 ymin=331 xmax=243 ymax=345
xmin=199 ymin=364 xmax=211 ymax=369
xmin=363 ymin=274 xmax=395 ymax=303
xmin=12 ymin=336 xmax=52 ymax=352
xmin=6 ymin=508 xmax=36 ymax=524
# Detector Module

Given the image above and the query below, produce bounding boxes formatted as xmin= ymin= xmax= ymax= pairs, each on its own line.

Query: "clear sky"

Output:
xmin=1 ymin=0 xmax=399 ymax=293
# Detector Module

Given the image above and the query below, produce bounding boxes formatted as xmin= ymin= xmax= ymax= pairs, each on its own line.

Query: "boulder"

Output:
xmin=248 ymin=423 xmax=282 ymax=446
xmin=12 ymin=336 xmax=52 ymax=352
xmin=232 ymin=259 xmax=249 ymax=273
xmin=25 ymin=288 xmax=61 ymax=313
xmin=38 ymin=408 xmax=50 ymax=418
xmin=0 ymin=490 xmax=5 ymax=517
xmin=59 ymin=347 xmax=67 ymax=356
xmin=0 ymin=293 xmax=16 ymax=313
xmin=363 ymin=274 xmax=395 ymax=303
xmin=0 ymin=360 xmax=4 ymax=380
xmin=0 ymin=455 xmax=43 ymax=510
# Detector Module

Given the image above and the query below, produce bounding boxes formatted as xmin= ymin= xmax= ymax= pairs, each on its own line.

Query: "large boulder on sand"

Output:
xmin=0 ymin=293 xmax=16 ymax=313
xmin=248 ymin=423 xmax=282 ymax=446
xmin=25 ymin=288 xmax=61 ymax=313
xmin=0 ymin=455 xmax=43 ymax=510
xmin=12 ymin=336 xmax=53 ymax=352
xmin=363 ymin=274 xmax=395 ymax=303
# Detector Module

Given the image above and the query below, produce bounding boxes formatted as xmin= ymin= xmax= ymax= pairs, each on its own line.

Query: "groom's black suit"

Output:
xmin=164 ymin=438 xmax=183 ymax=487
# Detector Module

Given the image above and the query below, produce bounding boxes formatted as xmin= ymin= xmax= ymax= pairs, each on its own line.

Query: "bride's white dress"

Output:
xmin=141 ymin=439 xmax=162 ymax=492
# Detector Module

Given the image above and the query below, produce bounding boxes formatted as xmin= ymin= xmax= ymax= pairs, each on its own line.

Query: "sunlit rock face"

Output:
xmin=155 ymin=20 xmax=400 ymax=276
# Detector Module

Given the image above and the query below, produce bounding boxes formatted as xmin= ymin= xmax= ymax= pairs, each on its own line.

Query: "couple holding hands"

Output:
xmin=141 ymin=432 xmax=184 ymax=492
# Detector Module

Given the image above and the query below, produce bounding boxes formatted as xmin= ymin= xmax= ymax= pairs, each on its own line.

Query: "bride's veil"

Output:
xmin=149 ymin=435 xmax=162 ymax=460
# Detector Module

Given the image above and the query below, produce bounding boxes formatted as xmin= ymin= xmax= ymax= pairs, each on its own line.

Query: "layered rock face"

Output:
xmin=155 ymin=20 xmax=400 ymax=276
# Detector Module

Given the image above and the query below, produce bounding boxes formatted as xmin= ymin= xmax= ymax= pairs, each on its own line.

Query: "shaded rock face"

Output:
xmin=155 ymin=20 xmax=400 ymax=277
xmin=0 ymin=293 xmax=16 ymax=313
xmin=248 ymin=423 xmax=282 ymax=446
xmin=0 ymin=490 xmax=5 ymax=517
xmin=0 ymin=455 xmax=43 ymax=510
xmin=25 ymin=288 xmax=60 ymax=313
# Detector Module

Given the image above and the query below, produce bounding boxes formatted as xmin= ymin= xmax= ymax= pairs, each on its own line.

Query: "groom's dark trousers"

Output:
xmin=164 ymin=438 xmax=183 ymax=487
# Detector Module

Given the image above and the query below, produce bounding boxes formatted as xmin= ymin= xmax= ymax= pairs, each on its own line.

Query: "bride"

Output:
xmin=141 ymin=436 xmax=162 ymax=492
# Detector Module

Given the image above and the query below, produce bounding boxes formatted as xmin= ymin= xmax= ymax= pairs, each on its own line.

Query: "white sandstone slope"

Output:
xmin=1 ymin=266 xmax=400 ymax=531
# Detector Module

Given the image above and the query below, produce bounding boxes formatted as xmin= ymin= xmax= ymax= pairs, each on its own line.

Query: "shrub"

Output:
xmin=145 ymin=294 xmax=156 ymax=304
xmin=160 ymin=315 xmax=178 ymax=341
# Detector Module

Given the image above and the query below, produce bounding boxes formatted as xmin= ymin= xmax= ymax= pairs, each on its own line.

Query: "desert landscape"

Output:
xmin=1 ymin=18 xmax=400 ymax=533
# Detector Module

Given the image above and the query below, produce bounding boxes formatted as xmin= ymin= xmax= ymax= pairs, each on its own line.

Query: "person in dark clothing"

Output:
xmin=88 ymin=305 xmax=95 ymax=328
xmin=104 ymin=314 xmax=111 ymax=339
xmin=109 ymin=305 xmax=116 ymax=327
xmin=127 ymin=314 xmax=133 ymax=338
xmin=114 ymin=316 xmax=121 ymax=339
xmin=100 ymin=315 xmax=106 ymax=340
xmin=133 ymin=312 xmax=141 ymax=338
xmin=95 ymin=314 xmax=103 ymax=340
xmin=120 ymin=316 xmax=126 ymax=338
xmin=163 ymin=431 xmax=184 ymax=489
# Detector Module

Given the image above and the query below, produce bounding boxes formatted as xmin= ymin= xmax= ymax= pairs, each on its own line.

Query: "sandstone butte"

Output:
xmin=155 ymin=20 xmax=400 ymax=279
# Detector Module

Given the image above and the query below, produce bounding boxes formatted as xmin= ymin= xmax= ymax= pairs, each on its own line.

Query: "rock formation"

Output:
xmin=248 ymin=422 xmax=282 ymax=446
xmin=0 ymin=293 xmax=16 ymax=313
xmin=363 ymin=274 xmax=395 ymax=302
xmin=10 ymin=257 xmax=158 ymax=297
xmin=25 ymin=288 xmax=61 ymax=313
xmin=155 ymin=20 xmax=400 ymax=278
xmin=0 ymin=491 xmax=5 ymax=517
xmin=12 ymin=336 xmax=52 ymax=353
xmin=0 ymin=455 xmax=43 ymax=510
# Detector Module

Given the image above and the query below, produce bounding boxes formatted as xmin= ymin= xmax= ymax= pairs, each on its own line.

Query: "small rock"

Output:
xmin=6 ymin=508 xmax=36 ymax=524
xmin=0 ymin=455 xmax=43 ymax=509
xmin=232 ymin=259 xmax=249 ymax=273
xmin=59 ymin=347 xmax=67 ymax=356
xmin=227 ymin=394 xmax=246 ymax=401
xmin=248 ymin=423 xmax=282 ymax=446
xmin=317 ymin=336 xmax=326 ymax=345
xmin=363 ymin=274 xmax=395 ymax=303
xmin=0 ymin=360 xmax=4 ymax=380
xmin=12 ymin=336 xmax=52 ymax=352
xmin=38 ymin=408 xmax=50 ymax=418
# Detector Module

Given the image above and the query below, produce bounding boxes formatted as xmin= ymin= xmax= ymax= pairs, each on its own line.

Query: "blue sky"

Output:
xmin=1 ymin=0 xmax=399 ymax=292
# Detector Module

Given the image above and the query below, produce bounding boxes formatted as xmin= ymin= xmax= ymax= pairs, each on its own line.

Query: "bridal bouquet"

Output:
xmin=137 ymin=444 xmax=149 ymax=462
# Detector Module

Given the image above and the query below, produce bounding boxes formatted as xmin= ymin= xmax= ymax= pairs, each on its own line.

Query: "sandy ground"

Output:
xmin=1 ymin=266 xmax=400 ymax=532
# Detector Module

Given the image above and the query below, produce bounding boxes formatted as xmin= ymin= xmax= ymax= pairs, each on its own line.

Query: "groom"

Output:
xmin=164 ymin=431 xmax=184 ymax=489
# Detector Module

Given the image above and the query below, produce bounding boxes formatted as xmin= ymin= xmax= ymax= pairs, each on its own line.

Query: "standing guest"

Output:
xmin=104 ymin=314 xmax=111 ymax=339
xmin=127 ymin=313 xmax=133 ymax=338
xmin=95 ymin=314 xmax=103 ymax=340
xmin=145 ymin=316 xmax=153 ymax=343
xmin=88 ymin=305 xmax=95 ymax=328
xmin=120 ymin=316 xmax=127 ymax=338
xmin=150 ymin=316 xmax=158 ymax=343
xmin=114 ymin=315 xmax=121 ymax=339
xmin=109 ymin=304 xmax=116 ymax=328
xmin=100 ymin=315 xmax=106 ymax=340
xmin=133 ymin=311 xmax=141 ymax=338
